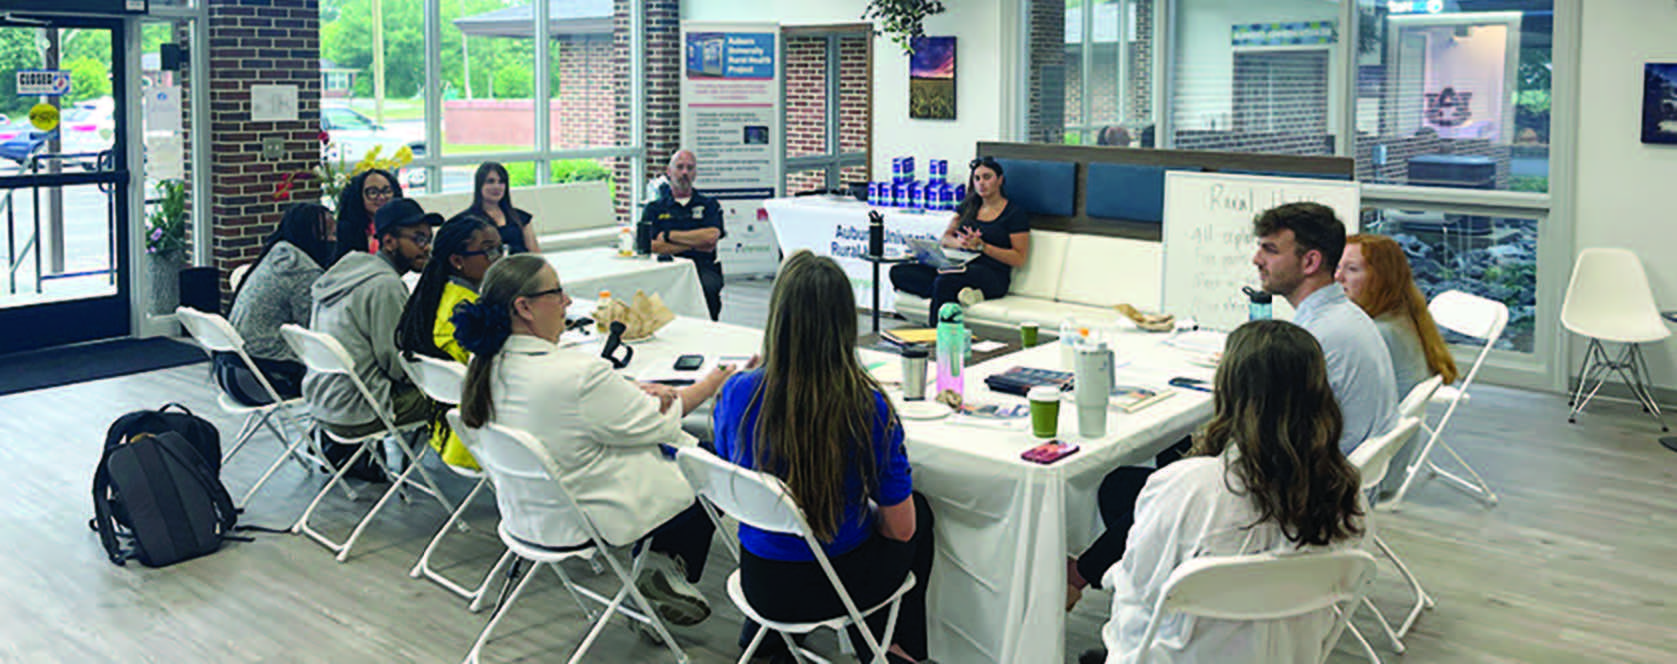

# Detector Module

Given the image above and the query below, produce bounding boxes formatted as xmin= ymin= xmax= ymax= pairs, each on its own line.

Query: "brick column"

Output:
xmin=613 ymin=0 xmax=681 ymax=224
xmin=197 ymin=0 xmax=322 ymax=308
xmin=1028 ymin=1 xmax=1066 ymax=144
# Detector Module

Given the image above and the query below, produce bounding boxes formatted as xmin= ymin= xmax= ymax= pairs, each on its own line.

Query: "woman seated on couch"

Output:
xmin=888 ymin=156 xmax=1030 ymax=323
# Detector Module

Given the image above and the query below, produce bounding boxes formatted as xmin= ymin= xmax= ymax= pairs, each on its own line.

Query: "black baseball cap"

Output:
xmin=373 ymin=198 xmax=443 ymax=237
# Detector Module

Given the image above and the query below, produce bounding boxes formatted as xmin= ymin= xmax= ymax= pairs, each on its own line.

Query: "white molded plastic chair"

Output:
xmin=405 ymin=355 xmax=507 ymax=612
xmin=175 ymin=306 xmax=320 ymax=508
xmin=1388 ymin=290 xmax=1506 ymax=508
xmin=1133 ymin=549 xmax=1378 ymax=664
xmin=1347 ymin=416 xmax=1428 ymax=658
xmin=451 ymin=413 xmax=688 ymax=664
xmin=674 ymin=445 xmax=915 ymax=664
xmin=278 ymin=324 xmax=458 ymax=562
xmin=1560 ymin=248 xmax=1671 ymax=432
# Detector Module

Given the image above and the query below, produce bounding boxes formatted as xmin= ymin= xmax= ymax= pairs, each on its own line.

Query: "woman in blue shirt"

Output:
xmin=713 ymin=250 xmax=934 ymax=664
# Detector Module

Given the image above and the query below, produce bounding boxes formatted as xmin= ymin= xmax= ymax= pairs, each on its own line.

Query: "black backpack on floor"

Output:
xmin=90 ymin=431 xmax=240 ymax=567
xmin=103 ymin=403 xmax=223 ymax=476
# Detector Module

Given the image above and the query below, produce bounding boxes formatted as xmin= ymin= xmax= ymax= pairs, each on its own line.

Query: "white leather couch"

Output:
xmin=406 ymin=180 xmax=618 ymax=251
xmin=892 ymin=230 xmax=1163 ymax=329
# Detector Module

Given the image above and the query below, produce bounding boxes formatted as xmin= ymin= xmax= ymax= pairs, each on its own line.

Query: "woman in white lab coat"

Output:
xmin=1087 ymin=319 xmax=1367 ymax=663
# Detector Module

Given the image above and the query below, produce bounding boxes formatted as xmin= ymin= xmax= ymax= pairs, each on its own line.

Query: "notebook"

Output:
xmin=906 ymin=237 xmax=979 ymax=270
xmin=1110 ymin=384 xmax=1177 ymax=413
xmin=882 ymin=328 xmax=938 ymax=346
xmin=983 ymin=366 xmax=1075 ymax=396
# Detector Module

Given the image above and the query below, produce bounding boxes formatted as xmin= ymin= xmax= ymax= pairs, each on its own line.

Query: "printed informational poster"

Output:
xmin=680 ymin=22 xmax=781 ymax=277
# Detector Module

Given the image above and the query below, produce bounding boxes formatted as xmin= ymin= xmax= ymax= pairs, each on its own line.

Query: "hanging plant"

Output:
xmin=864 ymin=0 xmax=947 ymax=54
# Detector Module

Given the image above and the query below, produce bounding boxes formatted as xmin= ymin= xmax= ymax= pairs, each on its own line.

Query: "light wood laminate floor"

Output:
xmin=2 ymin=279 xmax=1674 ymax=663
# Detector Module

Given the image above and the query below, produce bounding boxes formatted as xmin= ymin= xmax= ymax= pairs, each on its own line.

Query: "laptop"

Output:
xmin=906 ymin=237 xmax=979 ymax=270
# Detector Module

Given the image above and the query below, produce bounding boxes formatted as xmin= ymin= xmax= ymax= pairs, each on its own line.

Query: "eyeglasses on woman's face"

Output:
xmin=459 ymin=244 xmax=506 ymax=260
xmin=364 ymin=186 xmax=395 ymax=200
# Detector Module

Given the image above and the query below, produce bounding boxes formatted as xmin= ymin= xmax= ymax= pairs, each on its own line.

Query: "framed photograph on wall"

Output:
xmin=1642 ymin=63 xmax=1677 ymax=145
xmin=910 ymin=36 xmax=956 ymax=120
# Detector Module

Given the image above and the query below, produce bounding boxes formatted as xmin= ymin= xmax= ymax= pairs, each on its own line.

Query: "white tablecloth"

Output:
xmin=764 ymin=196 xmax=954 ymax=312
xmin=613 ymin=315 xmax=1219 ymax=663
xmin=543 ymin=247 xmax=708 ymax=320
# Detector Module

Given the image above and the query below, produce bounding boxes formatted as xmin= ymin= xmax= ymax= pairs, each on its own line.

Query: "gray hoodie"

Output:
xmin=229 ymin=241 xmax=322 ymax=363
xmin=301 ymin=251 xmax=411 ymax=427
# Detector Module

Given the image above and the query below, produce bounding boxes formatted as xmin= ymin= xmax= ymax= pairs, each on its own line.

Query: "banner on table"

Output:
xmin=763 ymin=198 xmax=952 ymax=314
xmin=681 ymin=22 xmax=781 ymax=277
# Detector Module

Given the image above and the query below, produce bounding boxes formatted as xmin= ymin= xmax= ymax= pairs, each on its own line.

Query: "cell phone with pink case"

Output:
xmin=1021 ymin=440 xmax=1080 ymax=465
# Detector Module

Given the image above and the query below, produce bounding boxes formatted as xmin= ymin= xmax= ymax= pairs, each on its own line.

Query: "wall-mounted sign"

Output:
xmin=1387 ymin=0 xmax=1446 ymax=15
xmin=1231 ymin=21 xmax=1338 ymax=48
xmin=16 ymin=70 xmax=71 ymax=97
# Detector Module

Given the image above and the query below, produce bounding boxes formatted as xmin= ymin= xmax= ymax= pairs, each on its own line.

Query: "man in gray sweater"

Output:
xmin=303 ymin=198 xmax=441 ymax=440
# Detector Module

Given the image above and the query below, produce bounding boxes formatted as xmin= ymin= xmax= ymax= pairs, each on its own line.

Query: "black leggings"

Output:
xmin=739 ymin=492 xmax=935 ymax=661
xmin=212 ymin=352 xmax=305 ymax=407
xmin=1074 ymin=466 xmax=1155 ymax=589
xmin=889 ymin=262 xmax=1010 ymax=324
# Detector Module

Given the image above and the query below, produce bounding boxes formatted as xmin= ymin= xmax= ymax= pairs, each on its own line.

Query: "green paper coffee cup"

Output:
xmin=1028 ymin=386 xmax=1061 ymax=439
xmin=1020 ymin=321 xmax=1040 ymax=348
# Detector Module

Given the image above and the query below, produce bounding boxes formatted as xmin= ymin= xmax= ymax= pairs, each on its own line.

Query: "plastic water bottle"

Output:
xmin=1243 ymin=286 xmax=1273 ymax=321
xmin=616 ymin=225 xmax=635 ymax=257
xmin=936 ymin=302 xmax=967 ymax=398
xmin=1058 ymin=319 xmax=1081 ymax=370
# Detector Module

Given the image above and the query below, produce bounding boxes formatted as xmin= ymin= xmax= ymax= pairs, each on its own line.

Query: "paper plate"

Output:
xmin=621 ymin=332 xmax=656 ymax=344
xmin=1184 ymin=352 xmax=1221 ymax=368
xmin=896 ymin=400 xmax=952 ymax=420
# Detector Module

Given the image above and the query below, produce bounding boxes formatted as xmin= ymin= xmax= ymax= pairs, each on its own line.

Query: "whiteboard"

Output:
xmin=1161 ymin=171 xmax=1360 ymax=332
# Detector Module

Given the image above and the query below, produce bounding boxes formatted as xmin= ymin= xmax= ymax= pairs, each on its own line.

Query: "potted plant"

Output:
xmin=144 ymin=178 xmax=188 ymax=315
xmin=864 ymin=0 xmax=946 ymax=53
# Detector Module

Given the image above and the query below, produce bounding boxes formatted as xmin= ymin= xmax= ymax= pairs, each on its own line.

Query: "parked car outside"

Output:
xmin=321 ymin=106 xmax=426 ymax=188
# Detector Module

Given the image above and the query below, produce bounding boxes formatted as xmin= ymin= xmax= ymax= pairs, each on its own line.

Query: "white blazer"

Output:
xmin=1101 ymin=454 xmax=1368 ymax=664
xmin=490 ymin=334 xmax=699 ymax=547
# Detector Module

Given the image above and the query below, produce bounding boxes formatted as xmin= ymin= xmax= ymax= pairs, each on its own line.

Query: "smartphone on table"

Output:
xmin=673 ymin=354 xmax=704 ymax=371
xmin=1021 ymin=440 xmax=1081 ymax=465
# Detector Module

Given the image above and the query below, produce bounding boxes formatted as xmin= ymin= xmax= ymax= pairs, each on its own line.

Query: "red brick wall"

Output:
xmin=613 ymin=0 xmax=680 ymax=225
xmin=784 ymin=33 xmax=871 ymax=195
xmin=551 ymin=34 xmax=616 ymax=150
xmin=197 ymin=0 xmax=322 ymax=308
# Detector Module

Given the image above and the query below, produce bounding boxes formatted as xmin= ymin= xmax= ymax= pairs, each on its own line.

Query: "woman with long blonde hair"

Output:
xmin=1337 ymin=233 xmax=1460 ymax=397
xmin=713 ymin=250 xmax=934 ymax=664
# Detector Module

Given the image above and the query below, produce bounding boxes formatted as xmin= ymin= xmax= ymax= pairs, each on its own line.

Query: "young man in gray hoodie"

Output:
xmin=303 ymin=198 xmax=442 ymax=440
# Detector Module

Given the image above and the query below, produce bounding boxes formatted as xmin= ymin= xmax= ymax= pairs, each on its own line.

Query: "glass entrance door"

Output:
xmin=0 ymin=14 xmax=130 ymax=353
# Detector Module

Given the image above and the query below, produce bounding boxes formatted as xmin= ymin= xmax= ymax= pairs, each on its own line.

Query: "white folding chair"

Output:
xmin=1398 ymin=375 xmax=1444 ymax=422
xmin=1387 ymin=290 xmax=1506 ymax=507
xmin=1347 ymin=416 xmax=1428 ymax=657
xmin=674 ymin=445 xmax=915 ymax=664
xmin=452 ymin=413 xmax=687 ymax=664
xmin=175 ymin=306 xmax=322 ymax=509
xmin=1561 ymin=248 xmax=1671 ymax=431
xmin=228 ymin=262 xmax=252 ymax=293
xmin=278 ymin=324 xmax=458 ymax=562
xmin=1133 ymin=549 xmax=1379 ymax=664
xmin=405 ymin=354 xmax=508 ymax=612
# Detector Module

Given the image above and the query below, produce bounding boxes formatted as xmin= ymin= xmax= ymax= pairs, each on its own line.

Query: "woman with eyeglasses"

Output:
xmin=454 ymin=161 xmax=539 ymax=254
xmin=220 ymin=202 xmax=336 ymax=406
xmin=333 ymin=168 xmax=404 ymax=263
xmin=889 ymin=156 xmax=1031 ymax=324
xmin=452 ymin=254 xmax=744 ymax=626
xmin=396 ymin=215 xmax=504 ymax=468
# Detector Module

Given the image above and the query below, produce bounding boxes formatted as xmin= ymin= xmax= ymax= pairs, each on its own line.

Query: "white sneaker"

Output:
xmin=635 ymin=552 xmax=711 ymax=626
xmin=957 ymin=287 xmax=985 ymax=307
